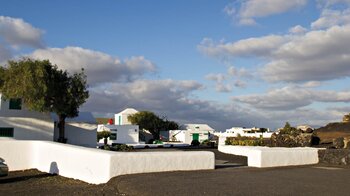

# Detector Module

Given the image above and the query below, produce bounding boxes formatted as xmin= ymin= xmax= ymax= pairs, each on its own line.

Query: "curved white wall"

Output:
xmin=0 ymin=140 xmax=215 ymax=184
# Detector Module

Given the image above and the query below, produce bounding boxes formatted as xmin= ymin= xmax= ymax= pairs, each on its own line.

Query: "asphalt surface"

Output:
xmin=112 ymin=166 xmax=350 ymax=196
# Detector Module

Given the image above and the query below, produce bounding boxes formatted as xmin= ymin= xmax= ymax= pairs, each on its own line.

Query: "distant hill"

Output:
xmin=315 ymin=122 xmax=350 ymax=143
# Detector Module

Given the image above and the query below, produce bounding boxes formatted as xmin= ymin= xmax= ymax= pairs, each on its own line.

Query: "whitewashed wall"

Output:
xmin=0 ymin=140 xmax=215 ymax=184
xmin=218 ymin=145 xmax=320 ymax=168
xmin=0 ymin=117 xmax=54 ymax=141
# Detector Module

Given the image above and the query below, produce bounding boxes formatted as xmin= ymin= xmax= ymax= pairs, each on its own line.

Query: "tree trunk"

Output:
xmin=57 ymin=115 xmax=67 ymax=143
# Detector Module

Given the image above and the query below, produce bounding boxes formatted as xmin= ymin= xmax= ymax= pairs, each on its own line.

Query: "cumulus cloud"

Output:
xmin=227 ymin=66 xmax=251 ymax=78
xmin=200 ymin=23 xmax=350 ymax=83
xmin=215 ymin=83 xmax=232 ymax=93
xmin=82 ymin=79 xmax=269 ymax=131
xmin=226 ymin=0 xmax=307 ymax=25
xmin=199 ymin=35 xmax=287 ymax=59
xmin=232 ymin=86 xmax=350 ymax=111
xmin=0 ymin=16 xmax=44 ymax=49
xmin=234 ymin=80 xmax=247 ymax=88
xmin=263 ymin=25 xmax=350 ymax=82
xmin=205 ymin=73 xmax=226 ymax=82
xmin=29 ymin=47 xmax=157 ymax=86
xmin=289 ymin=25 xmax=308 ymax=34
xmin=311 ymin=9 xmax=350 ymax=29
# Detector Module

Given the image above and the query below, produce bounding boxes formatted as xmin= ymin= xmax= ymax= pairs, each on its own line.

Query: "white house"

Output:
xmin=97 ymin=124 xmax=139 ymax=145
xmin=0 ymin=94 xmax=54 ymax=141
xmin=163 ymin=124 xmax=214 ymax=144
xmin=114 ymin=108 xmax=138 ymax=125
xmin=223 ymin=127 xmax=273 ymax=138
xmin=0 ymin=93 xmax=97 ymax=147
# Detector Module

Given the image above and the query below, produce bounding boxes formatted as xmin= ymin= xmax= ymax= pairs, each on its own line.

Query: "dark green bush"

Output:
xmin=110 ymin=144 xmax=133 ymax=151
xmin=225 ymin=136 xmax=265 ymax=146
xmin=191 ymin=140 xmax=200 ymax=146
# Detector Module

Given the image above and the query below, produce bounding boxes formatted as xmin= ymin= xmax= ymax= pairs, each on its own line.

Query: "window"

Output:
xmin=9 ymin=98 xmax=22 ymax=110
xmin=110 ymin=133 xmax=117 ymax=140
xmin=0 ymin=128 xmax=14 ymax=137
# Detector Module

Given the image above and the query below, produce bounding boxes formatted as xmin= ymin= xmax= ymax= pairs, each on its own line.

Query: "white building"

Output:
xmin=0 ymin=94 xmax=54 ymax=141
xmin=164 ymin=124 xmax=215 ymax=144
xmin=97 ymin=124 xmax=139 ymax=145
xmin=0 ymin=93 xmax=97 ymax=147
xmin=114 ymin=108 xmax=138 ymax=125
xmin=223 ymin=127 xmax=273 ymax=138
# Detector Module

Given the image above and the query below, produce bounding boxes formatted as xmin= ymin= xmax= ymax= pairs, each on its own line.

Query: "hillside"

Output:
xmin=315 ymin=122 xmax=350 ymax=143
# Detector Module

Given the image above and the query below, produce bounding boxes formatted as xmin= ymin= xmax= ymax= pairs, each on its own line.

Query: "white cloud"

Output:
xmin=301 ymin=81 xmax=322 ymax=88
xmin=0 ymin=16 xmax=44 ymax=49
xmin=311 ymin=9 xmax=350 ymax=29
xmin=227 ymin=0 xmax=307 ymax=25
xmin=232 ymin=86 xmax=350 ymax=111
xmin=205 ymin=73 xmax=226 ymax=82
xmin=289 ymin=25 xmax=308 ymax=34
xmin=227 ymin=66 xmax=251 ymax=78
xmin=234 ymin=80 xmax=247 ymax=88
xmin=263 ymin=25 xmax=350 ymax=82
xmin=216 ymin=83 xmax=232 ymax=93
xmin=199 ymin=35 xmax=287 ymax=58
xmin=29 ymin=47 xmax=157 ymax=86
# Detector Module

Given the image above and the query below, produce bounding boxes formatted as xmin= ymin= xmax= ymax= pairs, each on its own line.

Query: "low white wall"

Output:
xmin=218 ymin=145 xmax=320 ymax=168
xmin=0 ymin=140 xmax=215 ymax=184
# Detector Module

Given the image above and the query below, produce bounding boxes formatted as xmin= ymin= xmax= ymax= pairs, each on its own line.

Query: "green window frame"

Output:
xmin=0 ymin=127 xmax=14 ymax=137
xmin=9 ymin=98 xmax=22 ymax=110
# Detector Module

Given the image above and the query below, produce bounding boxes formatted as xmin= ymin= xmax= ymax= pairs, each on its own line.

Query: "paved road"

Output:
xmin=111 ymin=165 xmax=350 ymax=196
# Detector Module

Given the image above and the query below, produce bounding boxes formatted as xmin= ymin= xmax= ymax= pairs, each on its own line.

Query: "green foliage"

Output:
xmin=0 ymin=58 xmax=89 ymax=142
xmin=191 ymin=140 xmax=200 ymax=146
xmin=97 ymin=131 xmax=111 ymax=141
xmin=279 ymin=122 xmax=301 ymax=136
xmin=225 ymin=136 xmax=265 ymax=146
xmin=97 ymin=131 xmax=111 ymax=145
xmin=153 ymin=140 xmax=163 ymax=144
xmin=128 ymin=111 xmax=178 ymax=139
xmin=201 ymin=139 xmax=210 ymax=145
xmin=110 ymin=144 xmax=133 ymax=151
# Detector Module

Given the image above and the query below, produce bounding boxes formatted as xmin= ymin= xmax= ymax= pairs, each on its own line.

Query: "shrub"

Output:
xmin=201 ymin=139 xmax=210 ymax=146
xmin=110 ymin=144 xmax=133 ymax=151
xmin=191 ymin=139 xmax=200 ymax=146
xmin=153 ymin=140 xmax=163 ymax=144
xmin=225 ymin=136 xmax=265 ymax=146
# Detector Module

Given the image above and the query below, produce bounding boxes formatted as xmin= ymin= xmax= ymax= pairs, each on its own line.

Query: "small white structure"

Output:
xmin=218 ymin=145 xmax=320 ymax=168
xmin=223 ymin=127 xmax=273 ymax=138
xmin=97 ymin=124 xmax=139 ymax=144
xmin=0 ymin=93 xmax=97 ymax=148
xmin=114 ymin=108 xmax=138 ymax=125
xmin=0 ymin=140 xmax=215 ymax=184
xmin=166 ymin=124 xmax=214 ymax=144
xmin=297 ymin=125 xmax=314 ymax=132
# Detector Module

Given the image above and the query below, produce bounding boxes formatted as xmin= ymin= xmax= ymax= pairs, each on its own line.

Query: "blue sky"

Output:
xmin=1 ymin=0 xmax=350 ymax=131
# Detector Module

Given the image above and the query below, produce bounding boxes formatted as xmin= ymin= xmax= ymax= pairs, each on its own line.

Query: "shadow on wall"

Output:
xmin=49 ymin=162 xmax=59 ymax=174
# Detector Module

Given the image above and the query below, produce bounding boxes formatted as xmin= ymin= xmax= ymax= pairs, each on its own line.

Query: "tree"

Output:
xmin=97 ymin=131 xmax=111 ymax=145
xmin=127 ymin=111 xmax=178 ymax=139
xmin=0 ymin=58 xmax=89 ymax=142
